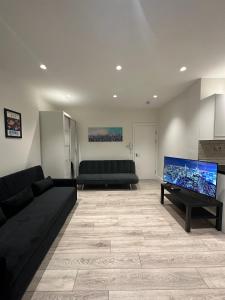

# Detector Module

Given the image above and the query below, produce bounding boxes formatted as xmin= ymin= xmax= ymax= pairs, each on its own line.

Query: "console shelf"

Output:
xmin=161 ymin=183 xmax=223 ymax=232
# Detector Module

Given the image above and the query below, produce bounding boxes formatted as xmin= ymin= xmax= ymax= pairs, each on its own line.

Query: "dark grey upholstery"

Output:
xmin=0 ymin=166 xmax=77 ymax=300
xmin=79 ymin=160 xmax=136 ymax=174
xmin=0 ymin=166 xmax=44 ymax=204
xmin=77 ymin=160 xmax=139 ymax=186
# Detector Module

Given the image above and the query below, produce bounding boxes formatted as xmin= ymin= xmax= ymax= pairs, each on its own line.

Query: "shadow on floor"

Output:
xmin=164 ymin=202 xmax=215 ymax=230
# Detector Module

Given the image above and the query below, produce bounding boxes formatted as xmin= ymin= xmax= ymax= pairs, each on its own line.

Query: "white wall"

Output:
xmin=67 ymin=107 xmax=159 ymax=161
xmin=0 ymin=71 xmax=56 ymax=176
xmin=158 ymin=80 xmax=201 ymax=178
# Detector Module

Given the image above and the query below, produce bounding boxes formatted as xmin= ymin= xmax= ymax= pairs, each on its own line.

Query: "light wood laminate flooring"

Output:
xmin=23 ymin=180 xmax=225 ymax=300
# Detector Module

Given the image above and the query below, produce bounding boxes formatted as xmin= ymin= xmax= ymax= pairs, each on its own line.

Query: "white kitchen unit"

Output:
xmin=40 ymin=111 xmax=79 ymax=178
xmin=199 ymin=94 xmax=225 ymax=140
xmin=217 ymin=172 xmax=225 ymax=233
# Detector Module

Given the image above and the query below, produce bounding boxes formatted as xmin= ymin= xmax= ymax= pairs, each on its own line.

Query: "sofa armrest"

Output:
xmin=53 ymin=178 xmax=77 ymax=187
xmin=0 ymin=256 xmax=5 ymax=274
xmin=0 ymin=257 xmax=6 ymax=290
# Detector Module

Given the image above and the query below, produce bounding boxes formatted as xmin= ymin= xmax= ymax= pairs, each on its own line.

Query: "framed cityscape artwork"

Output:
xmin=88 ymin=127 xmax=123 ymax=142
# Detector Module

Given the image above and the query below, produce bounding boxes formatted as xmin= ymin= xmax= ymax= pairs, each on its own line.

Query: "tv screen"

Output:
xmin=163 ymin=157 xmax=218 ymax=198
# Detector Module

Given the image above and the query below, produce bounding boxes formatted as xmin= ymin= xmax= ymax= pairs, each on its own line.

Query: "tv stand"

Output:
xmin=169 ymin=186 xmax=181 ymax=192
xmin=161 ymin=183 xmax=223 ymax=233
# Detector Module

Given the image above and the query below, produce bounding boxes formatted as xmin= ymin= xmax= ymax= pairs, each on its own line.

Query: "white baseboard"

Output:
xmin=155 ymin=175 xmax=163 ymax=182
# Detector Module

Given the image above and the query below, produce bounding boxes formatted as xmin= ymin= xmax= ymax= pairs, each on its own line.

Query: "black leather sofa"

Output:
xmin=0 ymin=166 xmax=77 ymax=300
xmin=77 ymin=160 xmax=139 ymax=188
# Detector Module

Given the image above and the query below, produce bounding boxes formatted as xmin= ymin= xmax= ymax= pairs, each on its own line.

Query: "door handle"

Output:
xmin=135 ymin=153 xmax=139 ymax=157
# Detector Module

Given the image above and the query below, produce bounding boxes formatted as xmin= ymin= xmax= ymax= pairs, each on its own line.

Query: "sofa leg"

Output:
xmin=82 ymin=184 xmax=84 ymax=190
xmin=130 ymin=184 xmax=132 ymax=190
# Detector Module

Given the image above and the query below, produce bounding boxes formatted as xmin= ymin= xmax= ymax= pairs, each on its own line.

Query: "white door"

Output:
xmin=133 ymin=124 xmax=157 ymax=179
xmin=64 ymin=116 xmax=71 ymax=178
xmin=70 ymin=120 xmax=79 ymax=177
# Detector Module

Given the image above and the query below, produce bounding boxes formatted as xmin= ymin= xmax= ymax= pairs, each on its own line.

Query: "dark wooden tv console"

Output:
xmin=161 ymin=183 xmax=223 ymax=232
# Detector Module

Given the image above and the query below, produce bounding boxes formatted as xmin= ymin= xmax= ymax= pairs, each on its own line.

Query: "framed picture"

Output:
xmin=4 ymin=108 xmax=22 ymax=138
xmin=88 ymin=127 xmax=123 ymax=142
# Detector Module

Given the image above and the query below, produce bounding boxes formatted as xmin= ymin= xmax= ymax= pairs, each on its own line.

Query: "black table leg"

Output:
xmin=185 ymin=206 xmax=192 ymax=233
xmin=161 ymin=184 xmax=164 ymax=205
xmin=216 ymin=205 xmax=223 ymax=231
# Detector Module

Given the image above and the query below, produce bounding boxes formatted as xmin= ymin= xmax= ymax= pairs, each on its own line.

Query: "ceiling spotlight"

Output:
xmin=116 ymin=65 xmax=122 ymax=71
xmin=40 ymin=64 xmax=47 ymax=70
xmin=113 ymin=94 xmax=118 ymax=98
xmin=153 ymin=95 xmax=158 ymax=99
xmin=180 ymin=66 xmax=187 ymax=72
xmin=146 ymin=100 xmax=150 ymax=105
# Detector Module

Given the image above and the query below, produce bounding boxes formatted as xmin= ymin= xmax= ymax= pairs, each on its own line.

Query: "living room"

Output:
xmin=1 ymin=1 xmax=225 ymax=299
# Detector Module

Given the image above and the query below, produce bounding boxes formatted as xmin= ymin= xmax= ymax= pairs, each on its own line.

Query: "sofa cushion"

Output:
xmin=79 ymin=160 xmax=136 ymax=174
xmin=0 ymin=166 xmax=44 ymax=204
xmin=0 ymin=208 xmax=7 ymax=226
xmin=77 ymin=173 xmax=139 ymax=185
xmin=0 ymin=186 xmax=75 ymax=286
xmin=0 ymin=187 xmax=34 ymax=218
xmin=32 ymin=176 xmax=54 ymax=196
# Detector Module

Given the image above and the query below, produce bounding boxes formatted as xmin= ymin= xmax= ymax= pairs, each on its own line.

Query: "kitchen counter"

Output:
xmin=218 ymin=165 xmax=225 ymax=175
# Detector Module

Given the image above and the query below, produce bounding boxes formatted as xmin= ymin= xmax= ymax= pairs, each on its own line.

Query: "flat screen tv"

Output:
xmin=163 ymin=157 xmax=218 ymax=198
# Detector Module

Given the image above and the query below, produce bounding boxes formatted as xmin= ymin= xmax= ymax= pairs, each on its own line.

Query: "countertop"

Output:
xmin=218 ymin=165 xmax=225 ymax=175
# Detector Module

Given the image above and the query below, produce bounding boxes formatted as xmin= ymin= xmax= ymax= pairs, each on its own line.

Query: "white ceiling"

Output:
xmin=0 ymin=0 xmax=225 ymax=108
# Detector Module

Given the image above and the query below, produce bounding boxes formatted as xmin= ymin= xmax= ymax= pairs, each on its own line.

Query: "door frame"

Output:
xmin=132 ymin=122 xmax=159 ymax=179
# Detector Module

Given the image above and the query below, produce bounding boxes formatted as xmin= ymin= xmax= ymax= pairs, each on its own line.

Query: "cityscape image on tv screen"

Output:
xmin=163 ymin=157 xmax=218 ymax=198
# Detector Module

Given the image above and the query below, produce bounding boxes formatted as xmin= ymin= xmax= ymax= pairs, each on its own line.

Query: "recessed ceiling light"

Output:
xmin=40 ymin=64 xmax=47 ymax=70
xmin=180 ymin=66 xmax=187 ymax=72
xmin=113 ymin=94 xmax=118 ymax=98
xmin=66 ymin=94 xmax=72 ymax=98
xmin=116 ymin=65 xmax=122 ymax=71
xmin=153 ymin=95 xmax=158 ymax=99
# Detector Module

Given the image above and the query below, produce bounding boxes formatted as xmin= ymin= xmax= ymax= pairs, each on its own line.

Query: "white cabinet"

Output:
xmin=215 ymin=95 xmax=225 ymax=137
xmin=199 ymin=94 xmax=225 ymax=140
xmin=40 ymin=111 xmax=78 ymax=178
xmin=199 ymin=95 xmax=215 ymax=140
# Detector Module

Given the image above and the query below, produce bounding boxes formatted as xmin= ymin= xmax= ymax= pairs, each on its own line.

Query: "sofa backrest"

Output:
xmin=79 ymin=160 xmax=136 ymax=175
xmin=0 ymin=166 xmax=44 ymax=203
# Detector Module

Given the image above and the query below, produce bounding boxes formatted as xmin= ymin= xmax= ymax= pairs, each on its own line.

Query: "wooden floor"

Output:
xmin=23 ymin=180 xmax=225 ymax=300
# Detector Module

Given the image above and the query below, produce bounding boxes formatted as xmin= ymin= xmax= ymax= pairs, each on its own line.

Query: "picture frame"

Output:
xmin=88 ymin=127 xmax=123 ymax=142
xmin=4 ymin=108 xmax=22 ymax=138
